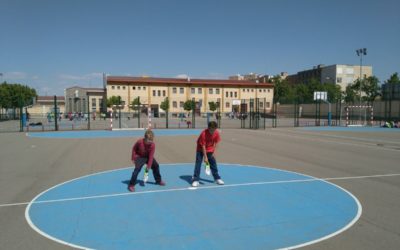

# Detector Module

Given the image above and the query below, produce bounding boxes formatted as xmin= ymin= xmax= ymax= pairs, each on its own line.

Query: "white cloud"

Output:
xmin=58 ymin=73 xmax=103 ymax=81
xmin=175 ymin=74 xmax=189 ymax=79
xmin=4 ymin=71 xmax=28 ymax=79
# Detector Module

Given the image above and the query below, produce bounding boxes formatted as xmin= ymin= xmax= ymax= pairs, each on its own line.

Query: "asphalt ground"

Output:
xmin=0 ymin=128 xmax=399 ymax=249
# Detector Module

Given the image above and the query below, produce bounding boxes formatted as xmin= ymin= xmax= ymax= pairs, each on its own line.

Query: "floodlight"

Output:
xmin=363 ymin=48 xmax=367 ymax=55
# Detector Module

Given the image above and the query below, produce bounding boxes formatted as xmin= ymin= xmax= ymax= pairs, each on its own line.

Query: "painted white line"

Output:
xmin=2 ymin=172 xmax=399 ymax=208
xmin=18 ymin=163 xmax=390 ymax=250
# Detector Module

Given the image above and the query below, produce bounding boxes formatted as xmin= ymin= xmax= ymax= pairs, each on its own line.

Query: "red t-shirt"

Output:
xmin=131 ymin=138 xmax=155 ymax=167
xmin=196 ymin=129 xmax=221 ymax=153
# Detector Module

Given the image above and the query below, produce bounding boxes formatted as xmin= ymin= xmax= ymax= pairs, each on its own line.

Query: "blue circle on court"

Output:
xmin=26 ymin=164 xmax=361 ymax=249
xmin=27 ymin=129 xmax=202 ymax=138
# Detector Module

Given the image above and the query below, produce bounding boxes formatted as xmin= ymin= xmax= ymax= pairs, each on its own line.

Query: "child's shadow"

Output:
xmin=179 ymin=175 xmax=214 ymax=185
xmin=121 ymin=180 xmax=157 ymax=187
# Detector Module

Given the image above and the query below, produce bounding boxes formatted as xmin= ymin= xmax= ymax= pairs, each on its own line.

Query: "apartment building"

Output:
xmin=321 ymin=64 xmax=373 ymax=90
xmin=106 ymin=76 xmax=274 ymax=116
xmin=287 ymin=64 xmax=373 ymax=90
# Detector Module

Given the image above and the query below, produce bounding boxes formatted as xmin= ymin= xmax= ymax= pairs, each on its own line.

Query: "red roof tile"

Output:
xmin=107 ymin=76 xmax=273 ymax=87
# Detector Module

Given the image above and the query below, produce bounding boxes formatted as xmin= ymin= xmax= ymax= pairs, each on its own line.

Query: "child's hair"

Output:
xmin=144 ymin=129 xmax=154 ymax=140
xmin=208 ymin=121 xmax=218 ymax=129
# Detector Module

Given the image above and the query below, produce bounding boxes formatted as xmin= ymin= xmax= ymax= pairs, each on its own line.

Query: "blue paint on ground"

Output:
xmin=27 ymin=129 xmax=202 ymax=138
xmin=26 ymin=164 xmax=360 ymax=250
xmin=301 ymin=126 xmax=400 ymax=132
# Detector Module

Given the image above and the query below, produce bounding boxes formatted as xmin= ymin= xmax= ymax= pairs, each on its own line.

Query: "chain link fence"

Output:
xmin=1 ymin=98 xmax=399 ymax=133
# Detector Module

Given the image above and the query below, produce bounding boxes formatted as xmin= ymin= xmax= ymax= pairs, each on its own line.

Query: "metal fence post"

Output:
xmin=54 ymin=95 xmax=58 ymax=131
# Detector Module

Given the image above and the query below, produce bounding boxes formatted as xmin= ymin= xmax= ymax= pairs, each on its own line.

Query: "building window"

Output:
xmin=251 ymin=89 xmax=254 ymax=92
xmin=99 ymin=98 xmax=103 ymax=110
xmin=138 ymin=86 xmax=141 ymax=90
xmin=191 ymin=88 xmax=195 ymax=94
xmin=117 ymin=86 xmax=120 ymax=90
xmin=153 ymin=90 xmax=156 ymax=96
xmin=173 ymin=101 xmax=177 ymax=108
xmin=234 ymin=92 xmax=237 ymax=98
xmin=143 ymin=87 xmax=146 ymax=90
xmin=173 ymin=87 xmax=177 ymax=94
xmin=92 ymin=98 xmax=96 ymax=110
xmin=243 ymin=88 xmax=246 ymax=92
xmin=179 ymin=101 xmax=184 ymax=108
xmin=266 ymin=102 xmax=270 ymax=108
xmin=198 ymin=88 xmax=202 ymax=94
xmin=163 ymin=90 xmax=166 ymax=96
xmin=259 ymin=102 xmax=263 ymax=108
xmin=180 ymin=88 xmax=184 ymax=94
xmin=247 ymin=89 xmax=250 ymax=92
xmin=259 ymin=89 xmax=262 ymax=92
xmin=209 ymin=88 xmax=213 ymax=94
xmin=158 ymin=90 xmax=161 ymax=96
xmin=112 ymin=86 xmax=115 ymax=90
xmin=123 ymin=86 xmax=126 ymax=90
xmin=216 ymin=88 xmax=220 ymax=94
xmin=226 ymin=102 xmax=230 ymax=108
xmin=132 ymin=86 xmax=136 ymax=90
xmin=267 ymin=89 xmax=270 ymax=93
xmin=226 ymin=92 xmax=229 ymax=98
xmin=337 ymin=77 xmax=342 ymax=83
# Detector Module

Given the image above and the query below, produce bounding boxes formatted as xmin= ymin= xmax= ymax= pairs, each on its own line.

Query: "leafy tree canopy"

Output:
xmin=0 ymin=82 xmax=37 ymax=109
xmin=160 ymin=97 xmax=170 ymax=111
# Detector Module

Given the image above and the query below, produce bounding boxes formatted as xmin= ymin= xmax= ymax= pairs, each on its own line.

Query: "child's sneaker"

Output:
xmin=215 ymin=179 xmax=224 ymax=185
xmin=128 ymin=185 xmax=135 ymax=192
xmin=156 ymin=180 xmax=166 ymax=186
xmin=192 ymin=181 xmax=199 ymax=187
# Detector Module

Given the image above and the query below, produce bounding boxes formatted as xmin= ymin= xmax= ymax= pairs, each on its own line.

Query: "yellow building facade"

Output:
xmin=106 ymin=76 xmax=274 ymax=115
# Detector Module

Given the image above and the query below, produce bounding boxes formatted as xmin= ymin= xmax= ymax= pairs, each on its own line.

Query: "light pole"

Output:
xmin=356 ymin=48 xmax=367 ymax=124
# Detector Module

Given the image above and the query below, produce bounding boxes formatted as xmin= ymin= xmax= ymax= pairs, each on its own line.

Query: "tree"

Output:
xmin=160 ymin=97 xmax=170 ymax=128
xmin=0 ymin=83 xmax=12 ymax=110
xmin=272 ymin=76 xmax=291 ymax=103
xmin=183 ymin=100 xmax=195 ymax=113
xmin=344 ymin=84 xmax=358 ymax=104
xmin=208 ymin=101 xmax=218 ymax=112
xmin=322 ymin=83 xmax=342 ymax=103
xmin=294 ymin=84 xmax=310 ymax=103
xmin=385 ymin=72 xmax=400 ymax=85
xmin=0 ymin=82 xmax=37 ymax=118
xmin=131 ymin=97 xmax=141 ymax=111
xmin=160 ymin=97 xmax=170 ymax=112
xmin=362 ymin=76 xmax=381 ymax=105
xmin=107 ymin=96 xmax=121 ymax=107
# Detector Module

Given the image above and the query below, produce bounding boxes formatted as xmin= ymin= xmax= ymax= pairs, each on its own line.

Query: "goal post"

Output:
xmin=345 ymin=105 xmax=373 ymax=126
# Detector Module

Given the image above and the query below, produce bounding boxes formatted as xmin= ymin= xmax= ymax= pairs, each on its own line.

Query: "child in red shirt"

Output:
xmin=128 ymin=129 xmax=165 ymax=192
xmin=192 ymin=121 xmax=224 ymax=187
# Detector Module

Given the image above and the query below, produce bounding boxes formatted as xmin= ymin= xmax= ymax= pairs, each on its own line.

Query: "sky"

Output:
xmin=0 ymin=0 xmax=399 ymax=96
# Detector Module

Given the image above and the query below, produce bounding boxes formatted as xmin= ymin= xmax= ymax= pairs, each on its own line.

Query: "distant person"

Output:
xmin=191 ymin=121 xmax=224 ymax=187
xmin=128 ymin=129 xmax=166 ymax=192
xmin=186 ymin=119 xmax=192 ymax=128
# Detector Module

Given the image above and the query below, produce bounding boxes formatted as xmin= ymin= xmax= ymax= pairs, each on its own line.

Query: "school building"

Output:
xmin=105 ymin=76 xmax=274 ymax=116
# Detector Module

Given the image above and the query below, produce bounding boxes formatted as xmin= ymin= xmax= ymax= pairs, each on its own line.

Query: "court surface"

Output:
xmin=1 ymin=127 xmax=400 ymax=250
xmin=302 ymin=126 xmax=400 ymax=132
xmin=26 ymin=163 xmax=360 ymax=250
